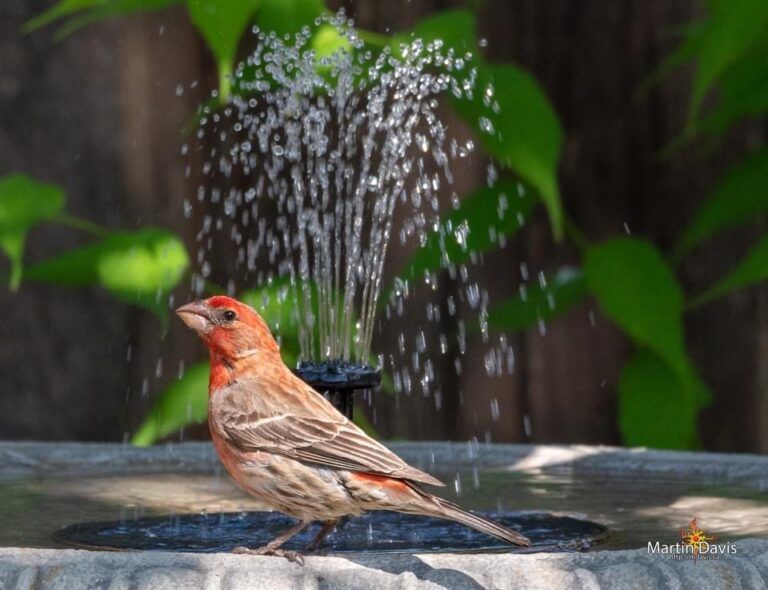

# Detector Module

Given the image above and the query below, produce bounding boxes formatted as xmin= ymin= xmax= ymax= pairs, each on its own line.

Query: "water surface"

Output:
xmin=1 ymin=466 xmax=765 ymax=551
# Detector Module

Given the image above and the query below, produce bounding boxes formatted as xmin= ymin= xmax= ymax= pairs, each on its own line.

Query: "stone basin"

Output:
xmin=0 ymin=441 xmax=766 ymax=589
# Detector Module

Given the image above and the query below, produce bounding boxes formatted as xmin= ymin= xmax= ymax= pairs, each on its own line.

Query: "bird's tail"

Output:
xmin=427 ymin=496 xmax=531 ymax=547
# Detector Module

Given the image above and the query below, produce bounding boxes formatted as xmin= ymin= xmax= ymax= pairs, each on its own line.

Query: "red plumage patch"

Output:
xmin=349 ymin=472 xmax=409 ymax=491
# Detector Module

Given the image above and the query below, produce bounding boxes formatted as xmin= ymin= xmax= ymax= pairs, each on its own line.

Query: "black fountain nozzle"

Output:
xmin=294 ymin=360 xmax=381 ymax=420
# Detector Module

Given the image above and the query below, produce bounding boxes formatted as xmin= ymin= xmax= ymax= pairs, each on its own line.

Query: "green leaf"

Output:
xmin=0 ymin=174 xmax=65 ymax=289
xmin=396 ymin=9 xmax=477 ymax=57
xmin=585 ymin=238 xmax=684 ymax=370
xmin=26 ymin=0 xmax=180 ymax=38
xmin=132 ymin=361 xmax=209 ymax=446
xmin=186 ymin=0 xmax=261 ymax=99
xmin=453 ymin=62 xmax=563 ymax=239
xmin=25 ymin=0 xmax=104 ymax=32
xmin=25 ymin=229 xmax=189 ymax=318
xmin=674 ymin=149 xmax=768 ymax=259
xmin=394 ymin=179 xmax=536 ymax=289
xmin=619 ymin=349 xmax=699 ymax=449
xmin=585 ymin=238 xmax=694 ymax=388
xmin=695 ymin=38 xmax=768 ymax=136
xmin=310 ymin=23 xmax=353 ymax=84
xmin=311 ymin=22 xmax=351 ymax=60
xmin=254 ymin=0 xmax=324 ymax=38
xmin=640 ymin=21 xmax=706 ymax=96
xmin=689 ymin=0 xmax=768 ymax=117
xmin=487 ymin=267 xmax=586 ymax=331
xmin=691 ymin=233 xmax=768 ymax=308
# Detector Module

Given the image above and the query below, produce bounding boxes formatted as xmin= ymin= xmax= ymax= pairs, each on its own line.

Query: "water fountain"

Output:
xmin=2 ymin=12 xmax=768 ymax=590
xmin=186 ymin=15 xmax=484 ymax=422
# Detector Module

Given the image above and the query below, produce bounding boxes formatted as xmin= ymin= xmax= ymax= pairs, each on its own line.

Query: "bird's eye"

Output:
xmin=222 ymin=310 xmax=237 ymax=323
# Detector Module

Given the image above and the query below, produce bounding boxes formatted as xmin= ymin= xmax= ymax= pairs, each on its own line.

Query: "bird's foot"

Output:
xmin=304 ymin=543 xmax=329 ymax=555
xmin=232 ymin=545 xmax=305 ymax=565
xmin=304 ymin=518 xmax=339 ymax=552
xmin=304 ymin=539 xmax=325 ymax=552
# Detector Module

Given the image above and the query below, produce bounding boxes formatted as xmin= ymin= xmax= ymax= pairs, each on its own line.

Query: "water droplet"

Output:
xmin=479 ymin=116 xmax=494 ymax=134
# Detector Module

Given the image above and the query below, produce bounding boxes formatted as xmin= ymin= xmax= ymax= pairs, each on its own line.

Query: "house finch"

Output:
xmin=176 ymin=295 xmax=530 ymax=561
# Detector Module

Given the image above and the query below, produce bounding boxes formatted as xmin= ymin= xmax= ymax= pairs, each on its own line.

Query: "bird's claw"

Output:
xmin=232 ymin=545 xmax=305 ymax=565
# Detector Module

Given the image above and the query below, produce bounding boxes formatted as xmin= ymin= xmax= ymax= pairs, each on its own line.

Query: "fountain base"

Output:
xmin=294 ymin=361 xmax=381 ymax=420
xmin=54 ymin=510 xmax=607 ymax=554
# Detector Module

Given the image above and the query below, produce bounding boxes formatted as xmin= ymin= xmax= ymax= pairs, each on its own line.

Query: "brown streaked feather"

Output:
xmin=210 ymin=374 xmax=444 ymax=487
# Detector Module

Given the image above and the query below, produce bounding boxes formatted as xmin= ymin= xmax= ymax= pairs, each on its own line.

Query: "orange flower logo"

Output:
xmin=681 ymin=519 xmax=715 ymax=558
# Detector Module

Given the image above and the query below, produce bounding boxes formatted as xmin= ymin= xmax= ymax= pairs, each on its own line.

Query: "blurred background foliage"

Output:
xmin=2 ymin=0 xmax=767 ymax=451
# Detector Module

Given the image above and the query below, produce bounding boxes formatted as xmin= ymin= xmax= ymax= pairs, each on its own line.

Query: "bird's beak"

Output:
xmin=175 ymin=300 xmax=213 ymax=335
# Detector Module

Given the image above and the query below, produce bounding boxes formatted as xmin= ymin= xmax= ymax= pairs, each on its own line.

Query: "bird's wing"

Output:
xmin=211 ymin=376 xmax=444 ymax=487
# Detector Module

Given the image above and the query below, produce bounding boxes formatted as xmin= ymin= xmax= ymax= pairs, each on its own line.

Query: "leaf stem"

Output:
xmin=7 ymin=253 xmax=22 ymax=291
xmin=686 ymin=285 xmax=723 ymax=311
xmin=55 ymin=212 xmax=109 ymax=237
xmin=563 ymin=216 xmax=589 ymax=253
xmin=218 ymin=60 xmax=232 ymax=104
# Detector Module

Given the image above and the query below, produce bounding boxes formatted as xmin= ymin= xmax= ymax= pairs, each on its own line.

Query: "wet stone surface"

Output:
xmin=0 ymin=540 xmax=767 ymax=590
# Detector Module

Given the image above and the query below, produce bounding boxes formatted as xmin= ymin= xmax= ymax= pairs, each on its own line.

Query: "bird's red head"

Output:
xmin=175 ymin=296 xmax=280 ymax=361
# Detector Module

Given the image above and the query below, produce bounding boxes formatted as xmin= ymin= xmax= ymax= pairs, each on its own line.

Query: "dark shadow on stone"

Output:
xmin=343 ymin=553 xmax=486 ymax=590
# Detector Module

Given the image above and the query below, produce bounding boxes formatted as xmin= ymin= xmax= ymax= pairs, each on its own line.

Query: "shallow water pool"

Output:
xmin=0 ymin=464 xmax=765 ymax=552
